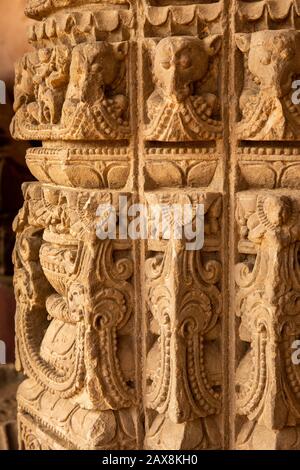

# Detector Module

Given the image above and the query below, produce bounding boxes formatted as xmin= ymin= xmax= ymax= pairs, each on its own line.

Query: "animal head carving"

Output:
xmin=66 ymin=42 xmax=128 ymax=104
xmin=236 ymin=30 xmax=300 ymax=98
xmin=151 ymin=35 xmax=221 ymax=103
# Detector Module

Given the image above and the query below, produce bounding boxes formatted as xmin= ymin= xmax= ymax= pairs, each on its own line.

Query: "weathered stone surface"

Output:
xmin=10 ymin=0 xmax=300 ymax=450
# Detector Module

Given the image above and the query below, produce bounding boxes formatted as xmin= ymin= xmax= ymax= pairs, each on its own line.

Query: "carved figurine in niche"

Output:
xmin=145 ymin=36 xmax=223 ymax=141
xmin=61 ymin=41 xmax=130 ymax=139
xmin=12 ymin=42 xmax=130 ymax=140
xmin=33 ymin=47 xmax=70 ymax=124
xmin=236 ymin=30 xmax=300 ymax=141
xmin=235 ymin=192 xmax=300 ymax=449
xmin=14 ymin=46 xmax=70 ymax=126
xmin=14 ymin=55 xmax=35 ymax=113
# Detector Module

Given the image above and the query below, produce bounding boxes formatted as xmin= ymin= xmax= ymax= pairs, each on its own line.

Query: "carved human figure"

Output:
xmin=14 ymin=55 xmax=35 ymax=113
xmin=32 ymin=47 xmax=70 ymax=124
xmin=145 ymin=36 xmax=223 ymax=141
xmin=14 ymin=46 xmax=70 ymax=126
xmin=11 ymin=41 xmax=130 ymax=140
xmin=236 ymin=30 xmax=300 ymax=140
xmin=235 ymin=192 xmax=300 ymax=449
xmin=37 ymin=47 xmax=70 ymax=124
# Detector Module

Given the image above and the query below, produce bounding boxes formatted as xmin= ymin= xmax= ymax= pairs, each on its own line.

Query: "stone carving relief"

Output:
xmin=236 ymin=1 xmax=300 ymax=30
xmin=0 ymin=98 xmax=32 ymax=276
xmin=25 ymin=0 xmax=129 ymax=20
xmin=145 ymin=36 xmax=222 ymax=141
xmin=10 ymin=0 xmax=226 ymax=451
xmin=238 ymin=148 xmax=300 ymax=190
xmin=144 ymin=147 xmax=220 ymax=189
xmin=144 ymin=192 xmax=223 ymax=449
xmin=235 ymin=191 xmax=300 ymax=449
xmin=143 ymin=2 xmax=223 ymax=37
xmin=233 ymin=0 xmax=300 ymax=454
xmin=26 ymin=146 xmax=131 ymax=190
xmin=236 ymin=30 xmax=300 ymax=140
xmin=18 ymin=381 xmax=138 ymax=450
xmin=14 ymin=183 xmax=135 ymax=406
xmin=12 ymin=41 xmax=130 ymax=140
xmin=14 ymin=46 xmax=70 ymax=125
xmin=13 ymin=182 xmax=137 ymax=448
xmin=12 ymin=0 xmax=300 ymax=452
xmin=28 ymin=10 xmax=133 ymax=46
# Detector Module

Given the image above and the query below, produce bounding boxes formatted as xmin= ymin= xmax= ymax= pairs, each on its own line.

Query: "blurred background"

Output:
xmin=0 ymin=0 xmax=33 ymax=449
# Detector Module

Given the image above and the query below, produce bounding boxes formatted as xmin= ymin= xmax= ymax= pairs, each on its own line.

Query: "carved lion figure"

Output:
xmin=145 ymin=36 xmax=223 ymax=141
xmin=236 ymin=30 xmax=300 ymax=140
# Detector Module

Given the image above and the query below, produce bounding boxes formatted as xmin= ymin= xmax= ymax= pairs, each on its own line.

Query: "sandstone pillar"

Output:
xmin=233 ymin=5 xmax=300 ymax=449
xmin=11 ymin=0 xmax=300 ymax=450
xmin=12 ymin=0 xmax=141 ymax=450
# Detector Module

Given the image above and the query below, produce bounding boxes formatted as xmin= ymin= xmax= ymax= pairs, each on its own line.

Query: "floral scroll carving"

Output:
xmin=13 ymin=183 xmax=137 ymax=448
xmin=12 ymin=0 xmax=227 ymax=451
xmin=12 ymin=0 xmax=139 ymax=451
xmin=144 ymin=192 xmax=223 ymax=450
xmin=233 ymin=0 xmax=300 ymax=452
xmin=236 ymin=30 xmax=300 ymax=141
xmin=17 ymin=0 xmax=300 ymax=452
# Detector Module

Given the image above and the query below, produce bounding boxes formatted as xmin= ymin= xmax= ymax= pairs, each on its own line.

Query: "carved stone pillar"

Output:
xmin=233 ymin=2 xmax=300 ymax=450
xmin=11 ymin=0 xmax=226 ymax=450
xmin=141 ymin=4 xmax=226 ymax=450
xmin=12 ymin=0 xmax=139 ymax=450
xmin=12 ymin=0 xmax=300 ymax=451
xmin=144 ymin=192 xmax=223 ymax=450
